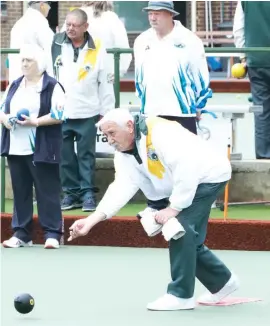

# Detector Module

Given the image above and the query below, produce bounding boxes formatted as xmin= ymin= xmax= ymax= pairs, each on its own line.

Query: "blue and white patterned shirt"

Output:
xmin=134 ymin=21 xmax=212 ymax=117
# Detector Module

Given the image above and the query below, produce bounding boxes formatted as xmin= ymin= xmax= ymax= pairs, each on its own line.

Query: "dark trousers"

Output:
xmin=167 ymin=182 xmax=231 ymax=298
xmin=159 ymin=115 xmax=197 ymax=135
xmin=147 ymin=116 xmax=197 ymax=209
xmin=248 ymin=67 xmax=270 ymax=159
xmin=7 ymin=155 xmax=63 ymax=242
xmin=60 ymin=116 xmax=98 ymax=200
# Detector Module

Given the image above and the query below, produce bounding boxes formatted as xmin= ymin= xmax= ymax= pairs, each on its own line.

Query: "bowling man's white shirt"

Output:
xmin=133 ymin=21 xmax=212 ymax=117
xmin=95 ymin=118 xmax=231 ymax=219
xmin=0 ymin=76 xmax=65 ymax=155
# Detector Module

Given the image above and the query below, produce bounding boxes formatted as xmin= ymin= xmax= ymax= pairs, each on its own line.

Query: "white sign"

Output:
xmin=96 ymin=132 xmax=115 ymax=155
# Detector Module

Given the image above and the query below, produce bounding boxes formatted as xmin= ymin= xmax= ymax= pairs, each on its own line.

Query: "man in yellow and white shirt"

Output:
xmin=67 ymin=109 xmax=239 ymax=312
xmin=61 ymin=1 xmax=132 ymax=82
xmin=52 ymin=9 xmax=115 ymax=212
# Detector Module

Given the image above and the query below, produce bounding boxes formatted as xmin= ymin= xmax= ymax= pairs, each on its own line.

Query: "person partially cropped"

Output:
xmin=8 ymin=1 xmax=54 ymax=84
xmin=233 ymin=1 xmax=270 ymax=159
xmin=67 ymin=109 xmax=238 ymax=311
xmin=0 ymin=44 xmax=66 ymax=249
xmin=134 ymin=1 xmax=212 ymax=214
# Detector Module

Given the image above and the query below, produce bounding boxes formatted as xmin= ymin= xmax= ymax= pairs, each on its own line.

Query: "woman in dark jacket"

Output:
xmin=0 ymin=44 xmax=66 ymax=249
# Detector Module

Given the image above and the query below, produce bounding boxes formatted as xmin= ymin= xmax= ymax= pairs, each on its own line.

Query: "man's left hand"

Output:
xmin=154 ymin=207 xmax=180 ymax=225
xmin=17 ymin=115 xmax=38 ymax=127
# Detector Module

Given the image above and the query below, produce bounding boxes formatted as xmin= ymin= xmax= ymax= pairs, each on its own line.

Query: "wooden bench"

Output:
xmin=196 ymin=31 xmax=236 ymax=76
xmin=195 ymin=31 xmax=234 ymax=47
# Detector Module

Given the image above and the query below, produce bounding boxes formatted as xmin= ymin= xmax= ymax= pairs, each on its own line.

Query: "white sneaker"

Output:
xmin=2 ymin=236 xmax=33 ymax=248
xmin=147 ymin=294 xmax=195 ymax=311
xmin=197 ymin=274 xmax=240 ymax=304
xmin=44 ymin=238 xmax=60 ymax=249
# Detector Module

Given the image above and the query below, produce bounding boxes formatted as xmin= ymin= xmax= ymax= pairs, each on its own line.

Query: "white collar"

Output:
xmin=19 ymin=75 xmax=44 ymax=92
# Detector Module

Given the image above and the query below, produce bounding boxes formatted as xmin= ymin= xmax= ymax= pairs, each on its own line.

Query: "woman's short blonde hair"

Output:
xmin=83 ymin=1 xmax=114 ymax=17
xmin=19 ymin=44 xmax=47 ymax=74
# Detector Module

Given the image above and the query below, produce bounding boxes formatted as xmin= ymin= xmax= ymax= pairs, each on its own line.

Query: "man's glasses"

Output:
xmin=66 ymin=22 xmax=86 ymax=29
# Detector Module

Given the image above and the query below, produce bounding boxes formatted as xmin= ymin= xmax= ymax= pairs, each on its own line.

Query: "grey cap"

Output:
xmin=142 ymin=1 xmax=179 ymax=16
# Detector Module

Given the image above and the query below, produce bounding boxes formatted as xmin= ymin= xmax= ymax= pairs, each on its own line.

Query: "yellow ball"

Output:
xmin=231 ymin=63 xmax=247 ymax=79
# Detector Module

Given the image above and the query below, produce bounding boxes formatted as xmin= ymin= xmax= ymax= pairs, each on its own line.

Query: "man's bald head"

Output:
xmin=65 ymin=9 xmax=89 ymax=42
xmin=97 ymin=109 xmax=134 ymax=129
xmin=67 ymin=8 xmax=88 ymax=24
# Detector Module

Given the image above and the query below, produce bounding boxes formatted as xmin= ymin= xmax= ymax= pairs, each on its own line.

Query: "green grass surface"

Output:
xmin=2 ymin=248 xmax=270 ymax=326
xmin=2 ymin=199 xmax=270 ymax=220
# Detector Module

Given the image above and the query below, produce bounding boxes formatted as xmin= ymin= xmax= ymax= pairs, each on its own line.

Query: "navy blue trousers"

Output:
xmin=7 ymin=155 xmax=63 ymax=242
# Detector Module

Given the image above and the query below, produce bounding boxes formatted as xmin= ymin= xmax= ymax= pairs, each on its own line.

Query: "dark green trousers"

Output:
xmin=248 ymin=67 xmax=270 ymax=159
xmin=167 ymin=182 xmax=232 ymax=298
xmin=60 ymin=116 xmax=99 ymax=200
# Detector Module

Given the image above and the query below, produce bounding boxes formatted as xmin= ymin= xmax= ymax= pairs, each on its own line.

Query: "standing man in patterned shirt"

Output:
xmin=133 ymin=1 xmax=212 ymax=214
